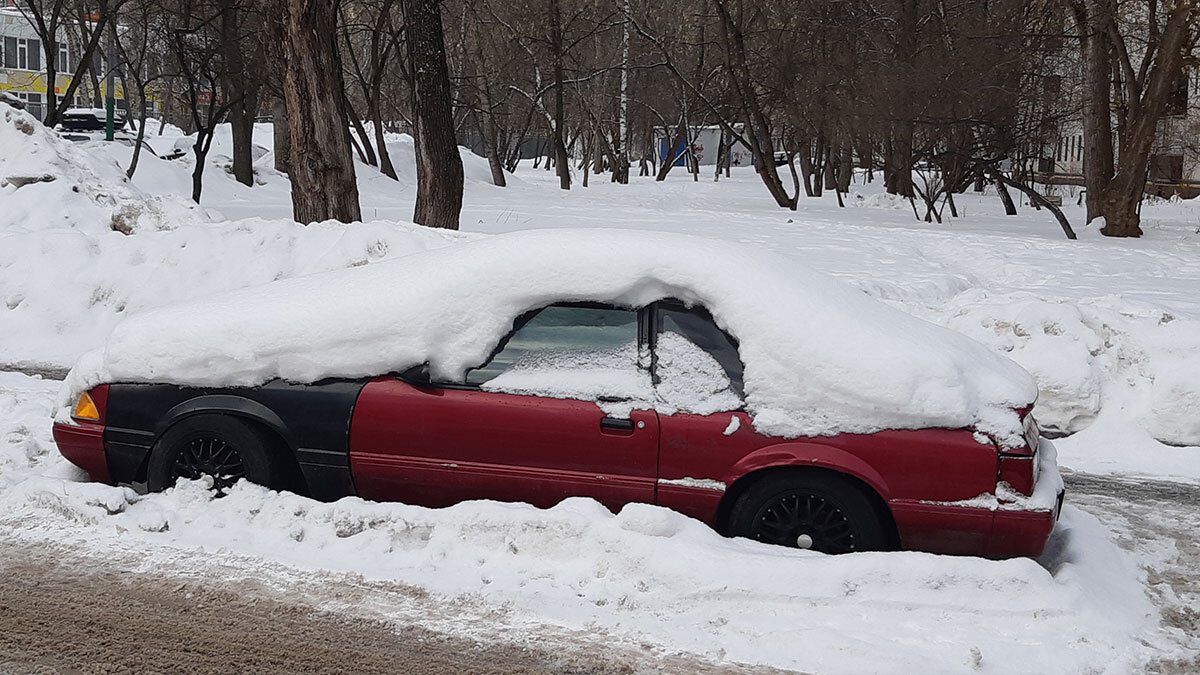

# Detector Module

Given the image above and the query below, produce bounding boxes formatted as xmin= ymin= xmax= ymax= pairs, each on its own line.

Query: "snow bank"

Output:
xmin=61 ymin=229 xmax=1037 ymax=444
xmin=850 ymin=191 xmax=913 ymax=210
xmin=0 ymin=98 xmax=208 ymax=234
xmin=932 ymin=290 xmax=1200 ymax=446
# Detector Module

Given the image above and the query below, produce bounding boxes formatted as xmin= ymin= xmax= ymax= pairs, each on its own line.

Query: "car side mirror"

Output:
xmin=398 ymin=363 xmax=432 ymax=385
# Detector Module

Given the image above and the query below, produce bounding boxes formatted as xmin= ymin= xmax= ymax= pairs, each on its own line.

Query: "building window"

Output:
xmin=13 ymin=91 xmax=43 ymax=120
xmin=57 ymin=42 xmax=69 ymax=73
xmin=3 ymin=36 xmax=42 ymax=71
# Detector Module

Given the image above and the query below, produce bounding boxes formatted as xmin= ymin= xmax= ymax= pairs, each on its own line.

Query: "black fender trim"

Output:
xmin=103 ymin=380 xmax=366 ymax=502
xmin=295 ymin=447 xmax=356 ymax=501
xmin=102 ymin=427 xmax=155 ymax=483
xmin=158 ymin=395 xmax=294 ymax=447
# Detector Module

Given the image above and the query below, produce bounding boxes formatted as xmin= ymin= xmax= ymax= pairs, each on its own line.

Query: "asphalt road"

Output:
xmin=0 ymin=538 xmax=783 ymax=675
xmin=1063 ymin=471 xmax=1200 ymax=674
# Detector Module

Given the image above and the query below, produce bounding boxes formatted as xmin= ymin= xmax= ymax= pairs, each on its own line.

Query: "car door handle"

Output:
xmin=600 ymin=416 xmax=635 ymax=431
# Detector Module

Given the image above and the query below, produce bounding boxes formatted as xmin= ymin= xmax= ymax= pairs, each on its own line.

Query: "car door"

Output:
xmin=349 ymin=303 xmax=660 ymax=511
xmin=650 ymin=300 xmax=757 ymax=521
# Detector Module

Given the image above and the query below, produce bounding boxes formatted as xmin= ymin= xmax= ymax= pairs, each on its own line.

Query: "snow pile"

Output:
xmin=0 ymin=98 xmax=208 ymax=234
xmin=377 ymin=132 xmax=507 ymax=186
xmin=61 ymin=229 xmax=1037 ymax=444
xmin=851 ymin=191 xmax=912 ymax=210
xmin=933 ymin=290 xmax=1200 ymax=446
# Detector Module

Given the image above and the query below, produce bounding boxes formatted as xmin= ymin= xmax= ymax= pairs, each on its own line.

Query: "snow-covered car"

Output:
xmin=57 ymin=107 xmax=127 ymax=133
xmin=52 ymin=230 xmax=1064 ymax=557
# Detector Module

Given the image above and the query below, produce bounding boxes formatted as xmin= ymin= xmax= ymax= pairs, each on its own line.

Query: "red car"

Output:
xmin=54 ymin=297 xmax=1062 ymax=557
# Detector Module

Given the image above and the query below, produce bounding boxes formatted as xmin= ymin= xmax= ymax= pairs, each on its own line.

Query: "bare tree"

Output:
xmin=403 ymin=0 xmax=463 ymax=228
xmin=1075 ymin=0 xmax=1199 ymax=237
xmin=276 ymin=0 xmax=362 ymax=223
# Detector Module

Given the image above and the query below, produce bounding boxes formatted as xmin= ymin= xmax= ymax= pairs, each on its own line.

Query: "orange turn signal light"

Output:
xmin=72 ymin=391 xmax=100 ymax=422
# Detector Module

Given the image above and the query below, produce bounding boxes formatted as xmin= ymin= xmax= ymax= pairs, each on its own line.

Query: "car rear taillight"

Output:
xmin=998 ymin=408 xmax=1039 ymax=496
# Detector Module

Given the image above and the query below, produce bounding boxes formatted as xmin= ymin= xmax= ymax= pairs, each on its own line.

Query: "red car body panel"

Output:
xmin=350 ymin=378 xmax=659 ymax=512
xmin=51 ymin=384 xmax=112 ymax=484
xmin=348 ymin=378 xmax=1058 ymax=557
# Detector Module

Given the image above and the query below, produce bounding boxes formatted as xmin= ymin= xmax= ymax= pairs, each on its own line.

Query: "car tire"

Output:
xmin=147 ymin=414 xmax=284 ymax=494
xmin=727 ymin=471 xmax=886 ymax=553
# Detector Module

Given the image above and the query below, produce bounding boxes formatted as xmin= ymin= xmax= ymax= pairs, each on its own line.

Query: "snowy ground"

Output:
xmin=3 ymin=104 xmax=1200 ymax=671
xmin=0 ymin=371 xmax=1193 ymax=673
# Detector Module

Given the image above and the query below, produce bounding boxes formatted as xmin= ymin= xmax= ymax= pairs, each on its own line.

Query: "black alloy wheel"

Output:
xmin=171 ymin=434 xmax=246 ymax=493
xmin=147 ymin=414 xmax=284 ymax=494
xmin=750 ymin=490 xmax=858 ymax=553
xmin=728 ymin=471 xmax=886 ymax=553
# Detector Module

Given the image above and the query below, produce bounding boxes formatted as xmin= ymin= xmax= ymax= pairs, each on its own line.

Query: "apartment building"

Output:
xmin=0 ymin=5 xmax=123 ymax=121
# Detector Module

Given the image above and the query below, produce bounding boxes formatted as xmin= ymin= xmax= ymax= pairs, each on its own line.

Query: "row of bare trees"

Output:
xmin=19 ymin=0 xmax=1200 ymax=237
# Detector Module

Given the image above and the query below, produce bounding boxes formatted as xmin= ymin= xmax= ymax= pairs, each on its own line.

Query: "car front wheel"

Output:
xmin=147 ymin=414 xmax=283 ymax=494
xmin=727 ymin=471 xmax=886 ymax=554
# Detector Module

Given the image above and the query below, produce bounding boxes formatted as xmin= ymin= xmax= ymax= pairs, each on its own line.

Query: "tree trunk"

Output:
xmin=550 ymin=0 xmax=570 ymax=190
xmin=219 ymin=0 xmax=260 ymax=188
xmin=656 ymin=118 xmax=687 ymax=181
xmin=614 ymin=0 xmax=630 ymax=184
xmin=475 ymin=76 xmax=504 ymax=186
xmin=823 ymin=145 xmax=837 ymax=191
xmin=228 ymin=100 xmax=257 ymax=187
xmin=159 ymin=86 xmax=173 ymax=136
xmin=126 ymin=85 xmax=149 ymax=179
xmin=404 ymin=0 xmax=464 ymax=229
xmin=345 ymin=95 xmax=377 ymax=167
xmin=272 ymin=96 xmax=291 ymax=173
xmin=477 ymin=114 xmax=506 ymax=187
xmin=884 ymin=122 xmax=914 ymax=197
xmin=278 ymin=0 xmax=361 ymax=224
xmin=190 ymin=132 xmax=214 ymax=204
xmin=1079 ymin=0 xmax=1114 ymax=224
xmin=994 ymin=175 xmax=1017 ymax=215
xmin=797 ymin=143 xmax=814 ymax=197
xmin=837 ymin=144 xmax=853 ymax=193
xmin=371 ymin=109 xmax=398 ymax=180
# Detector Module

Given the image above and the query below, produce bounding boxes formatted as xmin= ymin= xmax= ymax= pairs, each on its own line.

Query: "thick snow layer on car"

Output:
xmin=59 ymin=228 xmax=1037 ymax=444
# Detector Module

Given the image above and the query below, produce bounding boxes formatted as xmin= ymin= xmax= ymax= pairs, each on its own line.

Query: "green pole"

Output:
xmin=104 ymin=13 xmax=115 ymax=141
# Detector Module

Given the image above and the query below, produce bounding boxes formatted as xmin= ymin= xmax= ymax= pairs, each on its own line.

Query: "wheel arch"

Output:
xmin=715 ymin=444 xmax=901 ymax=549
xmin=151 ymin=396 xmax=308 ymax=495
xmin=156 ymin=395 xmax=294 ymax=444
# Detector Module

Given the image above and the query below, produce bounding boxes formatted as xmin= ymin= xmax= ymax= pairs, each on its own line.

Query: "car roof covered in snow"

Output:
xmin=58 ymin=228 xmax=1037 ymax=444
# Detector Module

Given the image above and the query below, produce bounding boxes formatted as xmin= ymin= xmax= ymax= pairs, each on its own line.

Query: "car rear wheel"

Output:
xmin=147 ymin=415 xmax=283 ymax=494
xmin=727 ymin=471 xmax=886 ymax=554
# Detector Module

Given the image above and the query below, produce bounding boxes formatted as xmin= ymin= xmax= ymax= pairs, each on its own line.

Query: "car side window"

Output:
xmin=654 ymin=302 xmax=745 ymax=413
xmin=465 ymin=305 xmax=649 ymax=400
